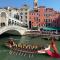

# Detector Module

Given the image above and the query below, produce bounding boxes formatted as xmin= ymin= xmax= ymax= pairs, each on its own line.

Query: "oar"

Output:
xmin=12 ymin=51 xmax=16 ymax=55
xmin=21 ymin=53 xmax=24 ymax=56
xmin=24 ymin=53 xmax=26 ymax=56
xmin=29 ymin=54 xmax=31 ymax=58
xmin=9 ymin=50 xmax=13 ymax=55
xmin=15 ymin=52 xmax=18 ymax=55
xmin=31 ymin=54 xmax=34 ymax=57
xmin=18 ymin=52 xmax=21 ymax=55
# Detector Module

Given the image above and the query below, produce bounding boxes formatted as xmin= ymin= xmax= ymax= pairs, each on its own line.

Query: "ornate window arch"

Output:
xmin=1 ymin=12 xmax=6 ymax=18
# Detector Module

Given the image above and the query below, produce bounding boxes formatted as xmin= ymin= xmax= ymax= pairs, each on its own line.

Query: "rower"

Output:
xmin=50 ymin=37 xmax=58 ymax=53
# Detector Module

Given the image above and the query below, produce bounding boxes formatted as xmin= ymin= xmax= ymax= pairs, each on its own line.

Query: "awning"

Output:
xmin=41 ymin=27 xmax=60 ymax=31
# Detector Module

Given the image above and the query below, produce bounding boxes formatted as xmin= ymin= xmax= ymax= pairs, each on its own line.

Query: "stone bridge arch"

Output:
xmin=2 ymin=30 xmax=21 ymax=36
xmin=0 ymin=26 xmax=27 ymax=35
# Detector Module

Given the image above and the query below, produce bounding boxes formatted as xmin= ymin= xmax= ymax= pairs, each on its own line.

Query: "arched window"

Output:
xmin=12 ymin=20 xmax=14 ymax=25
xmin=15 ymin=21 xmax=16 ymax=25
xmin=14 ymin=13 xmax=19 ymax=20
xmin=1 ymin=23 xmax=5 ymax=27
xmin=8 ymin=19 xmax=11 ymax=25
xmin=1 ymin=12 xmax=6 ymax=18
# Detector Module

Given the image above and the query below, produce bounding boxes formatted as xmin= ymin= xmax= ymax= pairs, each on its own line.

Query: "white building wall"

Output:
xmin=19 ymin=5 xmax=30 ymax=27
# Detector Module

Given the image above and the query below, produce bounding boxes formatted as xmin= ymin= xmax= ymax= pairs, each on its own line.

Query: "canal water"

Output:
xmin=0 ymin=35 xmax=60 ymax=60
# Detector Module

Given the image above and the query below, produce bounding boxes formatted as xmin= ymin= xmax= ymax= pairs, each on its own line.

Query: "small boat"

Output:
xmin=5 ymin=38 xmax=50 ymax=54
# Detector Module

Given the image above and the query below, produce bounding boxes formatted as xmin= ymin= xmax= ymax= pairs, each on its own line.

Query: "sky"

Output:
xmin=0 ymin=0 xmax=60 ymax=11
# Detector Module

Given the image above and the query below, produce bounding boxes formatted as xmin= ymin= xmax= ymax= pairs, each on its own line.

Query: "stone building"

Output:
xmin=19 ymin=4 xmax=30 ymax=27
xmin=0 ymin=7 xmax=21 ymax=27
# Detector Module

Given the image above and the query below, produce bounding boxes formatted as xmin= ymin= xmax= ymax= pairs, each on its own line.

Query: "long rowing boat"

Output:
xmin=5 ymin=39 xmax=50 ymax=54
xmin=5 ymin=37 xmax=60 ymax=58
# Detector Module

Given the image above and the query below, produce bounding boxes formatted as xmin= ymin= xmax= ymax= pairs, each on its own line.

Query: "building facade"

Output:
xmin=0 ymin=7 xmax=21 ymax=27
xmin=19 ymin=5 xmax=30 ymax=27
xmin=29 ymin=6 xmax=60 ymax=29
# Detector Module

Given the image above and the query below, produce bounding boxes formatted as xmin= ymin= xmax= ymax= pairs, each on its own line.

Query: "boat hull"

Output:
xmin=46 ymin=50 xmax=60 ymax=58
xmin=6 ymin=44 xmax=50 ymax=54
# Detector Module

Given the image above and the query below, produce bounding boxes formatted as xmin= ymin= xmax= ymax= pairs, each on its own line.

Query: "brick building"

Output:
xmin=29 ymin=6 xmax=60 ymax=30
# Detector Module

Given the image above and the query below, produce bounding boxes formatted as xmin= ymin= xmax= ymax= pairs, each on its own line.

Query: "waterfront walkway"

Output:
xmin=26 ymin=30 xmax=60 ymax=39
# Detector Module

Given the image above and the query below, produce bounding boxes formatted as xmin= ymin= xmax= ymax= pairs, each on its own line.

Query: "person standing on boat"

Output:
xmin=50 ymin=37 xmax=58 ymax=53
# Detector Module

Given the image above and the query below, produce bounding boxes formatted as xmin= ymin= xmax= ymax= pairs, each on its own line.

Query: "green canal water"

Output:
xmin=0 ymin=35 xmax=60 ymax=60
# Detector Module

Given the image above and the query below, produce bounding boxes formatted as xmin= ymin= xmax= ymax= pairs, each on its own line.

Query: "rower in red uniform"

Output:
xmin=50 ymin=37 xmax=58 ymax=53
xmin=46 ymin=37 xmax=60 ymax=58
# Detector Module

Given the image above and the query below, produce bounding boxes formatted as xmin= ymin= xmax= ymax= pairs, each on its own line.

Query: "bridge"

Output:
xmin=0 ymin=9 xmax=27 ymax=35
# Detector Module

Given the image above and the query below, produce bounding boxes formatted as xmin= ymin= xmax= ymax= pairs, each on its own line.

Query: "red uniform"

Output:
xmin=50 ymin=39 xmax=58 ymax=53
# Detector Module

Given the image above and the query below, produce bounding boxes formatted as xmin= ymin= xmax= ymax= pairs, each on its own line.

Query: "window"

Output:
xmin=39 ymin=24 xmax=40 ymax=26
xmin=46 ymin=23 xmax=51 ymax=27
xmin=25 ymin=16 xmax=27 ymax=19
xmin=49 ymin=19 xmax=50 ymax=22
xmin=44 ymin=24 xmax=46 ymax=27
xmin=8 ymin=19 xmax=11 ymax=25
xmin=34 ymin=13 xmax=35 ymax=15
xmin=35 ymin=17 xmax=38 ymax=21
xmin=1 ymin=12 xmax=6 ymax=18
xmin=12 ymin=20 xmax=14 ymax=25
xmin=21 ymin=16 xmax=22 ymax=19
xmin=15 ymin=21 xmax=16 ymax=25
xmin=21 ymin=19 xmax=22 ymax=22
xmin=25 ymin=20 xmax=27 ymax=22
xmin=39 ymin=19 xmax=40 ymax=22
xmin=32 ymin=13 xmax=33 ymax=15
xmin=39 ymin=14 xmax=40 ymax=16
xmin=44 ymin=14 xmax=51 ymax=17
xmin=37 ymin=13 xmax=38 ymax=15
xmin=25 ymin=9 xmax=27 ymax=11
xmin=44 ymin=19 xmax=51 ymax=23
xmin=20 ymin=13 xmax=23 ymax=15
xmin=1 ymin=23 xmax=5 ymax=27
xmin=35 ymin=3 xmax=37 ymax=6
xmin=16 ymin=22 xmax=19 ymax=25
xmin=14 ymin=14 xmax=19 ymax=20
xmin=30 ymin=17 xmax=31 ymax=19
xmin=25 ymin=12 xmax=27 ymax=15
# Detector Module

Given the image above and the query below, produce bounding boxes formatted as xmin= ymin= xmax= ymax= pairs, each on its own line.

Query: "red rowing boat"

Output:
xmin=5 ymin=38 xmax=51 ymax=54
xmin=5 ymin=37 xmax=60 ymax=58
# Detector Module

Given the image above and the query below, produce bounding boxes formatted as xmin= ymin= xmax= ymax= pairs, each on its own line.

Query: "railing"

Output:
xmin=8 ymin=16 xmax=23 ymax=26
